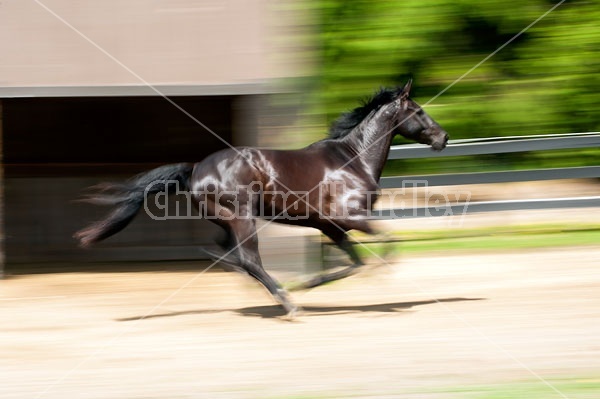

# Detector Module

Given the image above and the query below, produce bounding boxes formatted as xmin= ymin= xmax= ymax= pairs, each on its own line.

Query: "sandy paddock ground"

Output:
xmin=1 ymin=245 xmax=599 ymax=399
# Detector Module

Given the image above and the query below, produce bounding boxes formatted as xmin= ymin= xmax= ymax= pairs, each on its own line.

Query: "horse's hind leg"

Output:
xmin=200 ymin=225 xmax=247 ymax=273
xmin=229 ymin=218 xmax=299 ymax=317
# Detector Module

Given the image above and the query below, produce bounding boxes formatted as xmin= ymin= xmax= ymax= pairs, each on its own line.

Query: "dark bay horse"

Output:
xmin=75 ymin=80 xmax=448 ymax=317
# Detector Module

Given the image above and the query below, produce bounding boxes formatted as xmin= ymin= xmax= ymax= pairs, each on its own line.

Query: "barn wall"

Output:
xmin=0 ymin=100 xmax=4 ymax=276
xmin=0 ymin=0 xmax=317 ymax=272
xmin=0 ymin=1 xmax=271 ymax=87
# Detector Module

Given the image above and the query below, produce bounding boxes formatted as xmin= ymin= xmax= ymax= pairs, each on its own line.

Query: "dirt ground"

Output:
xmin=1 ymin=246 xmax=599 ymax=399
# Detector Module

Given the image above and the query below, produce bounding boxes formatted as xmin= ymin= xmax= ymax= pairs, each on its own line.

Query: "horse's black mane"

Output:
xmin=329 ymin=87 xmax=402 ymax=139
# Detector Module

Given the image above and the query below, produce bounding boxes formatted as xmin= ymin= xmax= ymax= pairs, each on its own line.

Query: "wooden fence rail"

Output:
xmin=378 ymin=132 xmax=600 ymax=217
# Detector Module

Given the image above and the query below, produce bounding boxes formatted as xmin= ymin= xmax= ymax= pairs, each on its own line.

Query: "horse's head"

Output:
xmin=393 ymin=80 xmax=449 ymax=151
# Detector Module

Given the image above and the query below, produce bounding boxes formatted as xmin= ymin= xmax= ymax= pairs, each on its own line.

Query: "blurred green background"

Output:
xmin=291 ymin=0 xmax=599 ymax=175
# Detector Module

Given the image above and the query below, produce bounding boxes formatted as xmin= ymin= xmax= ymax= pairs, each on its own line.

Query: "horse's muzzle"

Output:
xmin=430 ymin=131 xmax=449 ymax=152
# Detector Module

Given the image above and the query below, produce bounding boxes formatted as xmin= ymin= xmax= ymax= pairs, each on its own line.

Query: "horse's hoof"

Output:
xmin=283 ymin=306 xmax=302 ymax=321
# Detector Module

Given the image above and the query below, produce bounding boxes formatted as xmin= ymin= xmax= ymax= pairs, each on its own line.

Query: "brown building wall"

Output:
xmin=0 ymin=1 xmax=314 ymax=270
xmin=0 ymin=0 xmax=277 ymax=87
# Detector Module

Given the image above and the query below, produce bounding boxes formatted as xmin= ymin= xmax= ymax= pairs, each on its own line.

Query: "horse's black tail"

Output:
xmin=74 ymin=163 xmax=194 ymax=247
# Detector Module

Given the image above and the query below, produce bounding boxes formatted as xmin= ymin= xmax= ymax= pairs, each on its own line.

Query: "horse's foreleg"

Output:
xmin=295 ymin=235 xmax=362 ymax=290
xmin=294 ymin=224 xmax=372 ymax=290
xmin=338 ymin=237 xmax=365 ymax=267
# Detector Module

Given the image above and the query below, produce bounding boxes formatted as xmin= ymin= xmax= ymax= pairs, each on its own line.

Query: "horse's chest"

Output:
xmin=321 ymin=173 xmax=378 ymax=215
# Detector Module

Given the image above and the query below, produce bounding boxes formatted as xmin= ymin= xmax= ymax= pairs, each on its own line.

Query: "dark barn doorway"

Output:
xmin=3 ymin=95 xmax=240 ymax=271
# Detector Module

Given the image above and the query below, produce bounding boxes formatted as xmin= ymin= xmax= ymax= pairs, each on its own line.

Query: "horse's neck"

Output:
xmin=341 ymin=106 xmax=397 ymax=182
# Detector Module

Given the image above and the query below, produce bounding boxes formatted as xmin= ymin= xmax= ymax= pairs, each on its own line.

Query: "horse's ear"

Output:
xmin=400 ymin=79 xmax=412 ymax=99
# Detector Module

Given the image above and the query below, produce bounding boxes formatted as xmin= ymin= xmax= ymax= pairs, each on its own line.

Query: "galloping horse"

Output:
xmin=75 ymin=80 xmax=449 ymax=317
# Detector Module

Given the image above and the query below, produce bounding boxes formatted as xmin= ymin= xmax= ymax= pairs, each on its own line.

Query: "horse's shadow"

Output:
xmin=237 ymin=297 xmax=484 ymax=319
xmin=117 ymin=297 xmax=484 ymax=321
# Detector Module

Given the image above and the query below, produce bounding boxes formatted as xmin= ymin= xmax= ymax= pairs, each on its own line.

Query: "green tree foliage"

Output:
xmin=310 ymin=0 xmax=599 ymax=172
